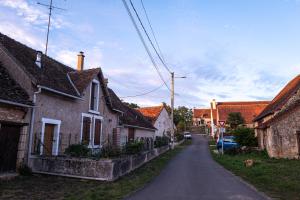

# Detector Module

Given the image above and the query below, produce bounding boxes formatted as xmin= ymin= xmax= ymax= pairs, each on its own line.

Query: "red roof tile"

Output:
xmin=254 ymin=75 xmax=300 ymax=121
xmin=138 ymin=106 xmax=164 ymax=124
xmin=193 ymin=108 xmax=216 ymax=119
xmin=217 ymin=101 xmax=270 ymax=124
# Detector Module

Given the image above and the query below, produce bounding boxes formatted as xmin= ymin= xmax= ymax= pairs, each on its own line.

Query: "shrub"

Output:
xmin=125 ymin=140 xmax=144 ymax=155
xmin=175 ymin=133 xmax=184 ymax=142
xmin=18 ymin=164 xmax=32 ymax=176
xmin=154 ymin=136 xmax=169 ymax=148
xmin=100 ymin=145 xmax=121 ymax=158
xmin=64 ymin=143 xmax=91 ymax=157
xmin=232 ymin=127 xmax=258 ymax=147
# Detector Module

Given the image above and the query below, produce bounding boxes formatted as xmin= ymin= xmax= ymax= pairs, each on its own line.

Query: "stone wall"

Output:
xmin=30 ymin=145 xmax=169 ymax=181
xmin=265 ymin=106 xmax=300 ymax=159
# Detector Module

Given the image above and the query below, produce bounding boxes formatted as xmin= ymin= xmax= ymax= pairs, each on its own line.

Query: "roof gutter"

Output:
xmin=0 ymin=99 xmax=33 ymax=108
xmin=113 ymin=108 xmax=123 ymax=113
xmin=123 ymin=124 xmax=156 ymax=131
xmin=37 ymin=85 xmax=83 ymax=100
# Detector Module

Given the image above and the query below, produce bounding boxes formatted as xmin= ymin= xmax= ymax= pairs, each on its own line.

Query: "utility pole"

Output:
xmin=171 ymin=72 xmax=175 ymax=149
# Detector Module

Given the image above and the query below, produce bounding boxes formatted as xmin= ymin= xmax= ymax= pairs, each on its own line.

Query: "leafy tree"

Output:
xmin=174 ymin=106 xmax=193 ymax=131
xmin=227 ymin=112 xmax=245 ymax=129
xmin=123 ymin=102 xmax=140 ymax=109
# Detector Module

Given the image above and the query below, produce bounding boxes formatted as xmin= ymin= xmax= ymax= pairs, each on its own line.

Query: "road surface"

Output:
xmin=125 ymin=134 xmax=268 ymax=200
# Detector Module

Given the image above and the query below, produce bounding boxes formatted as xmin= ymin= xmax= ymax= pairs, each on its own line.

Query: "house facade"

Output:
xmin=254 ymin=75 xmax=300 ymax=159
xmin=0 ymin=64 xmax=33 ymax=173
xmin=0 ymin=32 xmax=155 ymax=174
xmin=138 ymin=105 xmax=172 ymax=138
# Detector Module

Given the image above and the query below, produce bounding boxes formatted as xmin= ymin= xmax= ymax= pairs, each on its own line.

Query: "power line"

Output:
xmin=129 ymin=0 xmax=172 ymax=74
xmin=140 ymin=0 xmax=167 ymax=67
xmin=122 ymin=0 xmax=171 ymax=91
xmin=120 ymin=83 xmax=164 ymax=98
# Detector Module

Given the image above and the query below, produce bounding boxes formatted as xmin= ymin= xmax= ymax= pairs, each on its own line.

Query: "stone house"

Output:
xmin=254 ymin=75 xmax=300 ymax=159
xmin=138 ymin=105 xmax=172 ymax=138
xmin=0 ymin=64 xmax=33 ymax=173
xmin=0 ymin=32 xmax=155 ymax=173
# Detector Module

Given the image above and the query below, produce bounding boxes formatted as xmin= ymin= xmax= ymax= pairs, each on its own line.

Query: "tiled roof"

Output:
xmin=108 ymin=88 xmax=156 ymax=130
xmin=69 ymin=68 xmax=101 ymax=94
xmin=254 ymin=75 xmax=300 ymax=121
xmin=193 ymin=108 xmax=216 ymax=119
xmin=138 ymin=106 xmax=164 ymax=124
xmin=0 ymin=63 xmax=32 ymax=106
xmin=0 ymin=32 xmax=79 ymax=97
xmin=217 ymin=101 xmax=270 ymax=124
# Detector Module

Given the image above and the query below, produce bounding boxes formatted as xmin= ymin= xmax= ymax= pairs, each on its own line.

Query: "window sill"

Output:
xmin=89 ymin=110 xmax=100 ymax=115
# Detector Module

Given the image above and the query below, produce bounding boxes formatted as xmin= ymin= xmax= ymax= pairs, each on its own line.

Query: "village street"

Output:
xmin=126 ymin=135 xmax=268 ymax=200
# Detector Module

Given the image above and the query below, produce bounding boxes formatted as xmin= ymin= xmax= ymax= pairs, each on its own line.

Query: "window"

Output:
xmin=80 ymin=114 xmax=103 ymax=148
xmin=90 ymin=80 xmax=99 ymax=112
xmin=82 ymin=116 xmax=92 ymax=145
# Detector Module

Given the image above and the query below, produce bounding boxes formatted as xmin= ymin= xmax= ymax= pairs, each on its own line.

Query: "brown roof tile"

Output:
xmin=138 ymin=106 xmax=164 ymax=124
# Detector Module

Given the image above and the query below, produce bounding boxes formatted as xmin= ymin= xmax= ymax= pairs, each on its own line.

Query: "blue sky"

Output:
xmin=0 ymin=0 xmax=300 ymax=108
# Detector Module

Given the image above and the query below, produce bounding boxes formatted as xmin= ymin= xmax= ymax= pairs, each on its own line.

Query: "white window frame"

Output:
xmin=40 ymin=118 xmax=61 ymax=156
xmin=92 ymin=115 xmax=104 ymax=148
xmin=80 ymin=113 xmax=93 ymax=148
xmin=89 ymin=79 xmax=100 ymax=114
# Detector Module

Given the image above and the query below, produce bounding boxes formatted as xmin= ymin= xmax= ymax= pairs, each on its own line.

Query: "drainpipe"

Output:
xmin=27 ymin=87 xmax=41 ymax=164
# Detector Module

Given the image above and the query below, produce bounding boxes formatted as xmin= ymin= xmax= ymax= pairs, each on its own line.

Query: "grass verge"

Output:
xmin=210 ymin=146 xmax=300 ymax=200
xmin=0 ymin=140 xmax=191 ymax=200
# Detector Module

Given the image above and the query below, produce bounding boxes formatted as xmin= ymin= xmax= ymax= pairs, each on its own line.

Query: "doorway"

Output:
xmin=40 ymin=118 xmax=61 ymax=156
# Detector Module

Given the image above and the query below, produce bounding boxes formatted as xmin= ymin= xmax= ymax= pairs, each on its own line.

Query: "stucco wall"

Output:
xmin=135 ymin=128 xmax=155 ymax=139
xmin=153 ymin=108 xmax=172 ymax=137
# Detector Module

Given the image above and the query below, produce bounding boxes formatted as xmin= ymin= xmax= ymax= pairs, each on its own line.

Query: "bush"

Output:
xmin=100 ymin=145 xmax=121 ymax=158
xmin=154 ymin=136 xmax=169 ymax=148
xmin=125 ymin=140 xmax=144 ymax=155
xmin=18 ymin=164 xmax=32 ymax=176
xmin=175 ymin=133 xmax=184 ymax=142
xmin=64 ymin=143 xmax=91 ymax=157
xmin=232 ymin=127 xmax=258 ymax=147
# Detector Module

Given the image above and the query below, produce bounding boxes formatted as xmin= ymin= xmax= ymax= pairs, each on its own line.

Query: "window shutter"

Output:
xmin=94 ymin=119 xmax=102 ymax=145
xmin=82 ymin=117 xmax=91 ymax=144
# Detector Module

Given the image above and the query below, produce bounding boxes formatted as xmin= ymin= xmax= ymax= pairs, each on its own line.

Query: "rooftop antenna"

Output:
xmin=37 ymin=0 xmax=66 ymax=55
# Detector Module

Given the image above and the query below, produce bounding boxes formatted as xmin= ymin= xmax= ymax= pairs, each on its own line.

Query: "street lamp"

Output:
xmin=170 ymin=73 xmax=187 ymax=149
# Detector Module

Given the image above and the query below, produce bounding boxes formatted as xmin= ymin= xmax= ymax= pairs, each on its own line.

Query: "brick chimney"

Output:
xmin=77 ymin=51 xmax=85 ymax=71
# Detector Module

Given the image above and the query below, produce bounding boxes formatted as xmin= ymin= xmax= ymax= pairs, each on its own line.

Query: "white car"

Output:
xmin=184 ymin=132 xmax=192 ymax=139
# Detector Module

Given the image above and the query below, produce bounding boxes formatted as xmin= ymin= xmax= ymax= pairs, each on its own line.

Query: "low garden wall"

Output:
xmin=29 ymin=145 xmax=169 ymax=181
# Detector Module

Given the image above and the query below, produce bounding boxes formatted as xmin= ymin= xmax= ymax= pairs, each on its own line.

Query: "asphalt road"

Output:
xmin=125 ymin=134 xmax=269 ymax=200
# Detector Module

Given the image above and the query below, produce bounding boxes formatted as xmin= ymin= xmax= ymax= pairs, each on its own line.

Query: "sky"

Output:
xmin=0 ymin=0 xmax=300 ymax=108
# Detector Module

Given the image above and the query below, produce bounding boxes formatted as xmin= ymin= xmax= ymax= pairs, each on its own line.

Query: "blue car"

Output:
xmin=217 ymin=136 xmax=239 ymax=151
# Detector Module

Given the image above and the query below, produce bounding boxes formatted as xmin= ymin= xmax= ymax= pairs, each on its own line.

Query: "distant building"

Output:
xmin=254 ymin=75 xmax=300 ymax=159
xmin=138 ymin=105 xmax=172 ymax=138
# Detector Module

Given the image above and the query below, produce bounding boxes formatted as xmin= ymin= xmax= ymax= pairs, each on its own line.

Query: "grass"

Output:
xmin=0 ymin=140 xmax=191 ymax=200
xmin=210 ymin=146 xmax=300 ymax=200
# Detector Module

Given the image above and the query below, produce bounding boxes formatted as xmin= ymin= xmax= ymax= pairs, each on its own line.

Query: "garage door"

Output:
xmin=0 ymin=124 xmax=20 ymax=173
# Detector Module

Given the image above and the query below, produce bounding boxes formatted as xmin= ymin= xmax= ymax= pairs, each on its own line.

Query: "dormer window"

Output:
xmin=90 ymin=79 xmax=99 ymax=113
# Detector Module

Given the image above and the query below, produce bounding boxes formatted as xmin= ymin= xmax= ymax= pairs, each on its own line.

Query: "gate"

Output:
xmin=0 ymin=124 xmax=21 ymax=173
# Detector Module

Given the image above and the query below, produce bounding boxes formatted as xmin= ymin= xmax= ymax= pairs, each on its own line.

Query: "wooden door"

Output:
xmin=128 ymin=128 xmax=135 ymax=142
xmin=43 ymin=124 xmax=55 ymax=156
xmin=0 ymin=124 xmax=21 ymax=173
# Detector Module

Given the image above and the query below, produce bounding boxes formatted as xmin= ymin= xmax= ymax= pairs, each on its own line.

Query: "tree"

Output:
xmin=174 ymin=106 xmax=193 ymax=131
xmin=227 ymin=112 xmax=245 ymax=129
xmin=123 ymin=102 xmax=140 ymax=109
xmin=232 ymin=127 xmax=258 ymax=147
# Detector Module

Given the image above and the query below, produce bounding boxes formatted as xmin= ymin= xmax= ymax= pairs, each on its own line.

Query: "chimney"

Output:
xmin=211 ymin=99 xmax=217 ymax=110
xmin=104 ymin=78 xmax=108 ymax=86
xmin=35 ymin=51 xmax=42 ymax=68
xmin=77 ymin=51 xmax=85 ymax=71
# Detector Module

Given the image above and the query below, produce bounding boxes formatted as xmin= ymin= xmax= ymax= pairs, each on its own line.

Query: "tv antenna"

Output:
xmin=37 ymin=0 xmax=66 ymax=55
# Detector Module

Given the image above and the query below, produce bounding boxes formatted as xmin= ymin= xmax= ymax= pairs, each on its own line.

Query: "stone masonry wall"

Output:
xmin=30 ymin=145 xmax=169 ymax=181
xmin=266 ymin=106 xmax=300 ymax=159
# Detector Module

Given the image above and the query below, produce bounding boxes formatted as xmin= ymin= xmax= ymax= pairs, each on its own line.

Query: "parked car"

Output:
xmin=217 ymin=136 xmax=238 ymax=151
xmin=184 ymin=131 xmax=192 ymax=139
